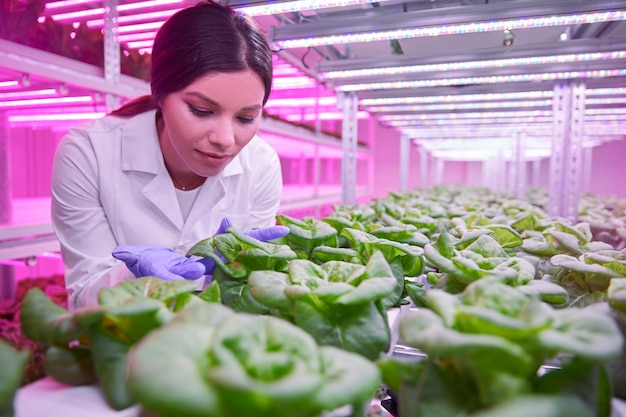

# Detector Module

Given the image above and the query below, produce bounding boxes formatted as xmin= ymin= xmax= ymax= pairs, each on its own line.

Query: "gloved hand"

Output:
xmin=199 ymin=218 xmax=290 ymax=275
xmin=112 ymin=244 xmax=206 ymax=281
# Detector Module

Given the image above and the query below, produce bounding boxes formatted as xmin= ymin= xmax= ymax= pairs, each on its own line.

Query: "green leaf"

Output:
xmin=537 ymin=308 xmax=624 ymax=361
xmin=20 ymin=288 xmax=90 ymax=345
xmin=486 ymin=224 xmax=523 ymax=248
xmin=198 ymin=281 xmax=221 ymax=304
xmin=468 ymin=395 xmax=594 ymax=417
xmin=0 ymin=340 xmax=29 ymax=417
xmin=294 ymin=298 xmax=390 ymax=360
xmin=44 ymin=345 xmax=96 ymax=386
xmin=518 ymin=280 xmax=569 ymax=304
xmin=608 ymin=278 xmax=626 ymax=313
xmin=98 ymin=277 xmax=198 ymax=308
xmin=127 ymin=322 xmax=220 ymax=417
xmin=91 ymin=328 xmax=135 ymax=410
xmin=312 ymin=346 xmax=380 ymax=411
xmin=248 ymin=270 xmax=294 ymax=311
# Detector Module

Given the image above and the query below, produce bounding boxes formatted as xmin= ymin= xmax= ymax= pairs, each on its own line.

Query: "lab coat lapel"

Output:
xmin=143 ymin=167 xmax=184 ymax=230
xmin=121 ymin=110 xmax=184 ymax=230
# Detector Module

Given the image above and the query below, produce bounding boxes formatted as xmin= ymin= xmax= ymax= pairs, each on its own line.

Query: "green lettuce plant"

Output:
xmin=127 ymin=302 xmax=381 ymax=417
xmin=187 ymin=227 xmax=298 ymax=314
xmin=19 ymin=278 xmax=208 ymax=410
xmin=247 ymin=251 xmax=396 ymax=360
xmin=378 ymin=278 xmax=624 ymax=417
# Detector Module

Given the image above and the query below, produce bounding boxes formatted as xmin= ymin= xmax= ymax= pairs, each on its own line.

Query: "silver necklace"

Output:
xmin=172 ymin=175 xmax=203 ymax=191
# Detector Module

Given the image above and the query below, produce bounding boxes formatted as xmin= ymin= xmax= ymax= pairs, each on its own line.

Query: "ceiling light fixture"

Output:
xmin=337 ymin=69 xmax=626 ymax=92
xmin=273 ymin=10 xmax=626 ymax=49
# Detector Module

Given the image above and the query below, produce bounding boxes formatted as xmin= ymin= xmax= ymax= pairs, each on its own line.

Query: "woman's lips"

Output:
xmin=197 ymin=150 xmax=230 ymax=164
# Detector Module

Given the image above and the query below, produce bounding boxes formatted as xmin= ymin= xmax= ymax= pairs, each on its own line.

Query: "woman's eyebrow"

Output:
xmin=186 ymin=91 xmax=262 ymax=111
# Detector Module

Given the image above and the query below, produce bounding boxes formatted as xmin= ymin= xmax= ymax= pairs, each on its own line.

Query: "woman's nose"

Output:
xmin=209 ymin=117 xmax=236 ymax=148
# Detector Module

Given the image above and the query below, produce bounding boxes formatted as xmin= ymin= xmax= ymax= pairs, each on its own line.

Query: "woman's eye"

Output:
xmin=187 ymin=104 xmax=212 ymax=117
xmin=238 ymin=116 xmax=256 ymax=124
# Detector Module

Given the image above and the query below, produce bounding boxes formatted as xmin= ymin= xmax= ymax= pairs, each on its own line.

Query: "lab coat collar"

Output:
xmin=121 ymin=110 xmax=162 ymax=174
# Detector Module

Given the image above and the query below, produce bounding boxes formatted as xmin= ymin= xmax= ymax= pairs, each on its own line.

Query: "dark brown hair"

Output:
xmin=110 ymin=0 xmax=273 ymax=117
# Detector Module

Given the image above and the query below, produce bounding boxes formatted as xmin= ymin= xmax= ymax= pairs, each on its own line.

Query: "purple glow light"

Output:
xmin=0 ymin=89 xmax=57 ymax=99
xmin=0 ymin=96 xmax=94 ymax=108
xmin=0 ymin=81 xmax=19 ymax=88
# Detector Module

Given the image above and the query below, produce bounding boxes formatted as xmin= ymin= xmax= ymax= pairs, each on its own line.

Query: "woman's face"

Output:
xmin=158 ymin=69 xmax=266 ymax=178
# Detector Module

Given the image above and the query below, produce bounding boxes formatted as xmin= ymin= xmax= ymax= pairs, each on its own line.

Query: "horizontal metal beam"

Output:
xmin=318 ymin=38 xmax=626 ymax=74
xmin=0 ymin=39 xmax=149 ymax=98
xmin=271 ymin=0 xmax=626 ymax=44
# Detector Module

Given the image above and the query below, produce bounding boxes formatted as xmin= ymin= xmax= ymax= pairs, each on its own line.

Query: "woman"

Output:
xmin=51 ymin=1 xmax=287 ymax=310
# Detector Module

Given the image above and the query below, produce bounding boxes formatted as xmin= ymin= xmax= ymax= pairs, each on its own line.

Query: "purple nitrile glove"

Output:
xmin=198 ymin=218 xmax=290 ymax=275
xmin=112 ymin=244 xmax=206 ymax=281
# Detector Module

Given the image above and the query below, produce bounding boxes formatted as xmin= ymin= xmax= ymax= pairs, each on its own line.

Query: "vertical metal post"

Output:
xmin=494 ymin=150 xmax=506 ymax=193
xmin=433 ymin=157 xmax=444 ymax=186
xmin=399 ymin=134 xmax=410 ymax=192
xmin=0 ymin=111 xmax=11 ymax=224
xmin=582 ymin=146 xmax=593 ymax=194
xmin=419 ymin=146 xmax=428 ymax=188
xmin=340 ymin=92 xmax=358 ymax=206
xmin=548 ymin=80 xmax=585 ymax=222
xmin=531 ymin=159 xmax=542 ymax=187
xmin=509 ymin=131 xmax=526 ymax=200
xmin=103 ymin=0 xmax=121 ymax=112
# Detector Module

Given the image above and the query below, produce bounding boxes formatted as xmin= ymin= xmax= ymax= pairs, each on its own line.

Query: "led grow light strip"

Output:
xmin=322 ymin=51 xmax=626 ymax=80
xmin=126 ymin=40 xmax=154 ymax=49
xmin=265 ymin=97 xmax=337 ymax=107
xmin=9 ymin=112 xmax=106 ymax=122
xmin=0 ymin=80 xmax=19 ymax=88
xmin=86 ymin=9 xmax=179 ymax=28
xmin=0 ymin=89 xmax=57 ymax=99
xmin=272 ymin=77 xmax=317 ymax=89
xmin=366 ymin=99 xmax=552 ymax=113
xmin=45 ymin=0 xmax=99 ymax=9
xmin=285 ymin=111 xmax=369 ymax=121
xmin=338 ymin=69 xmax=626 ymax=92
xmin=42 ymin=0 xmax=183 ymax=22
xmin=385 ymin=116 xmax=554 ymax=126
xmin=235 ymin=0 xmax=392 ymax=17
xmin=378 ymin=110 xmax=553 ymax=121
xmin=360 ymin=87 xmax=626 ymax=106
xmin=360 ymin=91 xmax=554 ymax=105
xmin=0 ymin=96 xmax=94 ymax=108
xmin=274 ymin=10 xmax=626 ymax=49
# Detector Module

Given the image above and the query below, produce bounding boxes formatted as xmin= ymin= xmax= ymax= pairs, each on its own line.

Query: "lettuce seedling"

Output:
xmin=275 ymin=214 xmax=339 ymax=259
xmin=379 ymin=280 xmax=624 ymax=417
xmin=19 ymin=278 xmax=203 ymax=410
xmin=248 ymin=251 xmax=396 ymax=360
xmin=188 ymin=227 xmax=298 ymax=314
xmin=127 ymin=302 xmax=380 ymax=417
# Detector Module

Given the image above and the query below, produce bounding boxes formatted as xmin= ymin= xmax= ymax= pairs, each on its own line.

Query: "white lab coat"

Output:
xmin=51 ymin=110 xmax=283 ymax=310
